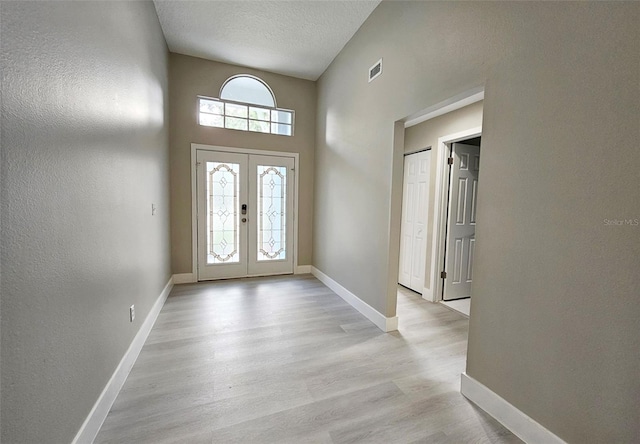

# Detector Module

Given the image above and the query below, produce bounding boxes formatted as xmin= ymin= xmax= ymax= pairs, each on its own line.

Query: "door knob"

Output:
xmin=242 ymin=218 xmax=247 ymax=223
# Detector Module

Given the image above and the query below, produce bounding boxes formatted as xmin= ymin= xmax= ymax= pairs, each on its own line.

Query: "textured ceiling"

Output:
xmin=153 ymin=0 xmax=381 ymax=81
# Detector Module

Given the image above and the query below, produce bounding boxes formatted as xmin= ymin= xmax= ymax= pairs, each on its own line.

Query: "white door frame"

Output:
xmin=426 ymin=127 xmax=482 ymax=302
xmin=190 ymin=143 xmax=300 ymax=280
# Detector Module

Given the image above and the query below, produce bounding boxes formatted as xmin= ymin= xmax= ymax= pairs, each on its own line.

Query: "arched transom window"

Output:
xmin=199 ymin=75 xmax=294 ymax=136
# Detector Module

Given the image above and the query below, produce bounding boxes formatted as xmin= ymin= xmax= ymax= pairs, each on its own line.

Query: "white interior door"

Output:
xmin=197 ymin=150 xmax=294 ymax=280
xmin=398 ymin=150 xmax=430 ymax=293
xmin=443 ymin=143 xmax=479 ymax=300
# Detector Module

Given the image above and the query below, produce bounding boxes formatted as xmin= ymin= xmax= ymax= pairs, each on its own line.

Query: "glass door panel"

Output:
xmin=206 ymin=162 xmax=240 ymax=264
xmin=248 ymin=155 xmax=294 ymax=276
xmin=197 ymin=150 xmax=248 ymax=280
xmin=257 ymin=165 xmax=287 ymax=261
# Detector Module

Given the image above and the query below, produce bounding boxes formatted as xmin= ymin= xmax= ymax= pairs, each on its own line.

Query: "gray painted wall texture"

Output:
xmin=1 ymin=1 xmax=171 ymax=442
xmin=315 ymin=2 xmax=639 ymax=442
xmin=169 ymin=54 xmax=316 ymax=274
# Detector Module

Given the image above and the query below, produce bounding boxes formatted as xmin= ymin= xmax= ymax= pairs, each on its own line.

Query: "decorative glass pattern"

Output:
xmin=257 ymin=165 xmax=287 ymax=261
xmin=198 ymin=97 xmax=294 ymax=137
xmin=206 ymin=162 xmax=240 ymax=264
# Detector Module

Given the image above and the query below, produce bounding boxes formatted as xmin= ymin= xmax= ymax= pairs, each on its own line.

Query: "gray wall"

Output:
xmin=1 ymin=2 xmax=171 ymax=443
xmin=315 ymin=2 xmax=639 ymax=442
xmin=169 ymin=54 xmax=316 ymax=274
xmin=404 ymin=101 xmax=483 ymax=292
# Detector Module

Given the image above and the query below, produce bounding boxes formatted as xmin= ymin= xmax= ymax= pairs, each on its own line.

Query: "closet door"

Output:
xmin=398 ymin=150 xmax=430 ymax=293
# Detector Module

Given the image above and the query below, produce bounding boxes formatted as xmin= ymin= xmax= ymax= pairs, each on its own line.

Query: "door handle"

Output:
xmin=241 ymin=204 xmax=247 ymax=215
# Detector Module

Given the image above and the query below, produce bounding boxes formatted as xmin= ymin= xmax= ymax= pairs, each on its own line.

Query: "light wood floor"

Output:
xmin=440 ymin=298 xmax=471 ymax=317
xmin=95 ymin=275 xmax=521 ymax=444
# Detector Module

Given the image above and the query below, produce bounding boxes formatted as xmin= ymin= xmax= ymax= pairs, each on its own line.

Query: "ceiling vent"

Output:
xmin=368 ymin=58 xmax=382 ymax=83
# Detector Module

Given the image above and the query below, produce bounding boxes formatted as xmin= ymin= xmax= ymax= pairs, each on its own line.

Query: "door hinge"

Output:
xmin=196 ymin=161 xmax=201 ymax=167
xmin=441 ymin=271 xmax=447 ymax=279
xmin=447 ymin=157 xmax=454 ymax=165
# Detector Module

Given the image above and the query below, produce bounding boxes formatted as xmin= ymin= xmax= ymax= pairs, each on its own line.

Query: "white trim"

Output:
xmin=404 ymin=87 xmax=484 ymax=128
xmin=295 ymin=265 xmax=312 ymax=274
xmin=172 ymin=273 xmax=196 ymax=284
xmin=293 ymin=156 xmax=301 ymax=279
xmin=311 ymin=266 xmax=398 ymax=332
xmin=460 ymin=373 xmax=566 ymax=444
xmin=431 ymin=126 xmax=483 ymax=303
xmin=190 ymin=143 xmax=301 ymax=281
xmin=191 ymin=143 xmax=296 ymax=163
xmin=191 ymin=145 xmax=198 ymax=281
xmin=72 ymin=277 xmax=173 ymax=444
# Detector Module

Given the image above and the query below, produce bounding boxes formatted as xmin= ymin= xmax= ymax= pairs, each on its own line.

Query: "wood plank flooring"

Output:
xmin=95 ymin=275 xmax=521 ymax=444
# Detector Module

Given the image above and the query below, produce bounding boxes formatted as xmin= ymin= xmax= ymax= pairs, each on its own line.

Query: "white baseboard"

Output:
xmin=460 ymin=373 xmax=566 ymax=444
xmin=295 ymin=265 xmax=312 ymax=274
xmin=311 ymin=266 xmax=398 ymax=332
xmin=172 ymin=272 xmax=197 ymax=284
xmin=72 ymin=276 xmax=174 ymax=444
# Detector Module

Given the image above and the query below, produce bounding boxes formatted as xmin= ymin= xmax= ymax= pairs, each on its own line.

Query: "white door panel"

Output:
xmin=398 ymin=150 xmax=431 ymax=293
xmin=443 ymin=143 xmax=479 ymax=300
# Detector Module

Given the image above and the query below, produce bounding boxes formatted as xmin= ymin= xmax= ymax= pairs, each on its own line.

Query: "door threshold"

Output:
xmin=197 ymin=272 xmax=294 ymax=282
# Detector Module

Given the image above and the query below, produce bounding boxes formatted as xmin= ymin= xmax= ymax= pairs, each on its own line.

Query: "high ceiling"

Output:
xmin=152 ymin=0 xmax=381 ymax=81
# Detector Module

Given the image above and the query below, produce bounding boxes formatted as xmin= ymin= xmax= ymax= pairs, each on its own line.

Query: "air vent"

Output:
xmin=368 ymin=58 xmax=382 ymax=83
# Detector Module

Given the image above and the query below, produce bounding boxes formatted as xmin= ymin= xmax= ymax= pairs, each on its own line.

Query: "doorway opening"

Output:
xmin=392 ymin=88 xmax=484 ymax=325
xmin=440 ymin=136 xmax=481 ymax=316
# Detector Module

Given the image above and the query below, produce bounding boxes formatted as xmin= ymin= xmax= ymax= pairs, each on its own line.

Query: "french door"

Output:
xmin=196 ymin=150 xmax=294 ymax=280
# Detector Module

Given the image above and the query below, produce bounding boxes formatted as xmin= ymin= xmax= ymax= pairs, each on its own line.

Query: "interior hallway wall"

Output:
xmin=1 ymin=2 xmax=171 ymax=442
xmin=404 ymin=100 xmax=483 ymax=293
xmin=169 ymin=54 xmax=316 ymax=274
xmin=314 ymin=2 xmax=639 ymax=442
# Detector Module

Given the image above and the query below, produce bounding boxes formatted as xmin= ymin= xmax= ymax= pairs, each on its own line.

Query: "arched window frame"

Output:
xmin=198 ymin=75 xmax=294 ymax=137
xmin=219 ymin=75 xmax=277 ymax=108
